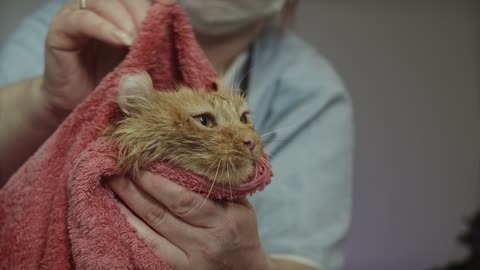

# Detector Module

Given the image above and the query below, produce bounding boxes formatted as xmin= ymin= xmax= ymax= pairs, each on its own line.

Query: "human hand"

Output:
xmin=107 ymin=172 xmax=273 ymax=270
xmin=40 ymin=0 xmax=175 ymax=120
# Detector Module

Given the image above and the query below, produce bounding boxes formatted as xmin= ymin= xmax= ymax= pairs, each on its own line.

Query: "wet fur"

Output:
xmin=104 ymin=72 xmax=263 ymax=186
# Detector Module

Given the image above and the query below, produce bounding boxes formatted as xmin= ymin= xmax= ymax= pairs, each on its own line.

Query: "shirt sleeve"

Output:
xmin=0 ymin=1 xmax=63 ymax=86
xmin=250 ymin=51 xmax=354 ymax=270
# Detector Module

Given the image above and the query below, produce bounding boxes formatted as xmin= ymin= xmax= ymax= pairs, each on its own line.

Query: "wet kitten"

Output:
xmin=105 ymin=72 xmax=263 ymax=186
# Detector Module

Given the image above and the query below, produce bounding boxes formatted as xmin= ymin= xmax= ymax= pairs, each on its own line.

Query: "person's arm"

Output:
xmin=0 ymin=0 xmax=151 ymax=184
xmin=0 ymin=77 xmax=62 ymax=183
xmin=270 ymin=257 xmax=318 ymax=270
xmin=0 ymin=1 xmax=64 ymax=184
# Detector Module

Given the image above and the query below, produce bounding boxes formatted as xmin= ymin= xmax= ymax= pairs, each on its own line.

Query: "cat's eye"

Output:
xmin=193 ymin=114 xmax=215 ymax=128
xmin=240 ymin=113 xmax=249 ymax=124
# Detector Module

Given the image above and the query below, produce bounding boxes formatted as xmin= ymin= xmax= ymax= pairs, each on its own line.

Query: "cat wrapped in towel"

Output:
xmin=0 ymin=3 xmax=271 ymax=269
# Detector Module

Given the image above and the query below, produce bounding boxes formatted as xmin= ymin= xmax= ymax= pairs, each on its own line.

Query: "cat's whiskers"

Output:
xmin=200 ymin=158 xmax=221 ymax=209
xmin=220 ymin=159 xmax=226 ymax=185
xmin=260 ymin=125 xmax=299 ymax=138
xmin=226 ymin=150 xmax=256 ymax=162
xmin=225 ymin=159 xmax=230 ymax=181
xmin=166 ymin=153 xmax=188 ymax=165
xmin=228 ymin=157 xmax=234 ymax=201
xmin=202 ymin=158 xmax=219 ymax=179
xmin=224 ymin=160 xmax=233 ymax=202
xmin=166 ymin=156 xmax=187 ymax=168
xmin=227 ymin=157 xmax=243 ymax=189
xmin=232 ymin=68 xmax=252 ymax=98
xmin=262 ymin=139 xmax=307 ymax=144
xmin=229 ymin=80 xmax=240 ymax=96
xmin=264 ymin=152 xmax=276 ymax=160
xmin=228 ymin=158 xmax=239 ymax=175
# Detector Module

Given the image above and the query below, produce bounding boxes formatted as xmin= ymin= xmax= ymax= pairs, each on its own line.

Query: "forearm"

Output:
xmin=0 ymin=77 xmax=62 ymax=185
xmin=270 ymin=257 xmax=319 ymax=270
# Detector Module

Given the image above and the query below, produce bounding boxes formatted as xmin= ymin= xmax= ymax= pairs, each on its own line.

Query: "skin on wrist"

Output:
xmin=35 ymin=76 xmax=70 ymax=127
xmin=0 ymin=76 xmax=65 ymax=184
xmin=269 ymin=256 xmax=319 ymax=270
xmin=37 ymin=76 xmax=75 ymax=125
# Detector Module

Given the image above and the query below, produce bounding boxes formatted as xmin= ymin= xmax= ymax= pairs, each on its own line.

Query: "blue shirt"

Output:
xmin=0 ymin=2 xmax=353 ymax=269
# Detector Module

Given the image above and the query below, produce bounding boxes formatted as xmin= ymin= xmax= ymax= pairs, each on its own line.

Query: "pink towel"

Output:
xmin=0 ymin=4 xmax=271 ymax=269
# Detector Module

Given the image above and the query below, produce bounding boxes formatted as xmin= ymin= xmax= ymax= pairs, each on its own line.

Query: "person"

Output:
xmin=0 ymin=0 xmax=353 ymax=269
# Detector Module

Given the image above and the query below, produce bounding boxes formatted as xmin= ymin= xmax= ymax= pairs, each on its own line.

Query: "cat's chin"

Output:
xmin=200 ymin=160 xmax=255 ymax=187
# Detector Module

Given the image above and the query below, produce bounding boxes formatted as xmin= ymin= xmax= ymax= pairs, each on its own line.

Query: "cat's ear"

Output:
xmin=210 ymin=79 xmax=229 ymax=93
xmin=118 ymin=72 xmax=154 ymax=114
xmin=118 ymin=71 xmax=154 ymax=97
xmin=210 ymin=81 xmax=219 ymax=92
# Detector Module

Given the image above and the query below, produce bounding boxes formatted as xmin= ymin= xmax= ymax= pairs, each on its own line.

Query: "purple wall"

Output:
xmin=295 ymin=1 xmax=480 ymax=269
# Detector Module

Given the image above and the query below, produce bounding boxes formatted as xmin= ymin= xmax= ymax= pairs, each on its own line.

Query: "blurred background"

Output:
xmin=1 ymin=1 xmax=479 ymax=269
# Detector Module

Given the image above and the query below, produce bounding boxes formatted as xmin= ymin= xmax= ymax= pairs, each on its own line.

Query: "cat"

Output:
xmin=104 ymin=71 xmax=264 ymax=186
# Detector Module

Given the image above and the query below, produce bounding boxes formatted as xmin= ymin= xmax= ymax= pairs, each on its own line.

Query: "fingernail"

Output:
xmin=113 ymin=30 xmax=133 ymax=46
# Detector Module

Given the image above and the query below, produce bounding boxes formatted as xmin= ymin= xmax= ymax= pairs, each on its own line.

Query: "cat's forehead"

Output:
xmin=173 ymin=87 xmax=248 ymax=113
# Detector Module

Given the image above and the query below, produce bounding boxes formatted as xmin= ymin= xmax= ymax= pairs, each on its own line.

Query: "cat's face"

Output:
xmin=112 ymin=72 xmax=263 ymax=186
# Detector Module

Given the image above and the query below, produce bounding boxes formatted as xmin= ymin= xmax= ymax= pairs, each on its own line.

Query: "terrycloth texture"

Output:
xmin=0 ymin=4 xmax=271 ymax=269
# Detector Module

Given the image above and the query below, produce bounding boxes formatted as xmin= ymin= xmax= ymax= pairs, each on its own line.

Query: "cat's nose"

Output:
xmin=243 ymin=136 xmax=257 ymax=152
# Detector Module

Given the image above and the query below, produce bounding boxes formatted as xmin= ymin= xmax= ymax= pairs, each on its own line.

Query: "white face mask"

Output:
xmin=178 ymin=0 xmax=287 ymax=35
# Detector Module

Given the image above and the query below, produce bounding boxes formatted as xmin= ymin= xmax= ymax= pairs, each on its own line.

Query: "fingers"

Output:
xmin=49 ymin=0 xmax=177 ymax=50
xmin=133 ymin=172 xmax=225 ymax=228
xmin=82 ymin=0 xmax=136 ymax=36
xmin=48 ymin=7 xmax=131 ymax=49
xmin=120 ymin=0 xmax=152 ymax=32
xmin=108 ymin=175 xmax=199 ymax=246
xmin=108 ymin=173 xmax=262 ymax=269
xmin=116 ymin=202 xmax=189 ymax=269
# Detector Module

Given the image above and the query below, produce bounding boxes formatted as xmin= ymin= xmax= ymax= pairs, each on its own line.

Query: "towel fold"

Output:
xmin=0 ymin=4 xmax=271 ymax=269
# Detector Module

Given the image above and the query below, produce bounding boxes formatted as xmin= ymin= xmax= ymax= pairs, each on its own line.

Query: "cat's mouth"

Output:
xmin=199 ymin=154 xmax=255 ymax=186
xmin=193 ymin=146 xmax=262 ymax=186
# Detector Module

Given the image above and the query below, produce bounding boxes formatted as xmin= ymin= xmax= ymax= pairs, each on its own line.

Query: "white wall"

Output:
xmin=1 ymin=1 xmax=479 ymax=269
xmin=295 ymin=1 xmax=480 ymax=269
